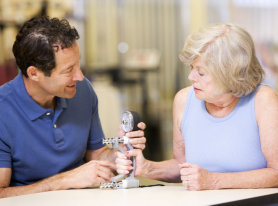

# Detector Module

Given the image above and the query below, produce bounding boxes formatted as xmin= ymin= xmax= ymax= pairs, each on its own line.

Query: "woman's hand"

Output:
xmin=179 ymin=162 xmax=218 ymax=190
xmin=115 ymin=149 xmax=147 ymax=176
xmin=117 ymin=122 xmax=146 ymax=150
xmin=115 ymin=122 xmax=147 ymax=176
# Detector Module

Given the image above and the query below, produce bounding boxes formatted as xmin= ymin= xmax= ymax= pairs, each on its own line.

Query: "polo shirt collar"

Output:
xmin=13 ymin=73 xmax=68 ymax=121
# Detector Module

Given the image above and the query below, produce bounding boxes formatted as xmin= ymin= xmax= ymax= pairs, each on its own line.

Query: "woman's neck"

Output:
xmin=205 ymin=95 xmax=239 ymax=118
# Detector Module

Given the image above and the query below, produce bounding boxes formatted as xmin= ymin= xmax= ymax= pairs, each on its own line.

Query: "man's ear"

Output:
xmin=26 ymin=66 xmax=41 ymax=81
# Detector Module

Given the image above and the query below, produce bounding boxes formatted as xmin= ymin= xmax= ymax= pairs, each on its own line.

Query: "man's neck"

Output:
xmin=23 ymin=76 xmax=56 ymax=109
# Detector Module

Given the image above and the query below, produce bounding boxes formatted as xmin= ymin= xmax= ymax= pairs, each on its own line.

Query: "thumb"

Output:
xmin=137 ymin=122 xmax=146 ymax=130
xmin=117 ymin=125 xmax=125 ymax=137
xmin=125 ymin=149 xmax=143 ymax=158
xmin=116 ymin=151 xmax=127 ymax=159
xmin=98 ymin=160 xmax=116 ymax=170
xmin=109 ymin=162 xmax=117 ymax=170
xmin=179 ymin=162 xmax=192 ymax=168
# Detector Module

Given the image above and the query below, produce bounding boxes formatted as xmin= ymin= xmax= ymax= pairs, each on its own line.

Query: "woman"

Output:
xmin=116 ymin=23 xmax=278 ymax=190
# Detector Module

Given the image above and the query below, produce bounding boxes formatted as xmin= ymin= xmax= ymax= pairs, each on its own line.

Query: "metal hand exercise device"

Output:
xmin=100 ymin=111 xmax=140 ymax=189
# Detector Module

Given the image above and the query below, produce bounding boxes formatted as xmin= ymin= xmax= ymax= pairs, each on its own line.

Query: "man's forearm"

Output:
xmin=97 ymin=148 xmax=118 ymax=162
xmin=0 ymin=171 xmax=70 ymax=198
xmin=86 ymin=146 xmax=117 ymax=162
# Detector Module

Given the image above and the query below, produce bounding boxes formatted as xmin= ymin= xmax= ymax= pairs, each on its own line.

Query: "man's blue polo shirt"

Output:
xmin=0 ymin=73 xmax=105 ymax=186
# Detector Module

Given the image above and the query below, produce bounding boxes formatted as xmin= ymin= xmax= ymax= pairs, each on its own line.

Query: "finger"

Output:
xmin=188 ymin=184 xmax=199 ymax=191
xmin=180 ymin=174 xmax=193 ymax=181
xmin=125 ymin=149 xmax=142 ymax=158
xmin=117 ymin=168 xmax=130 ymax=175
xmin=95 ymin=176 xmax=108 ymax=185
xmin=131 ymin=144 xmax=145 ymax=150
xmin=116 ymin=157 xmax=133 ymax=167
xmin=108 ymin=162 xmax=117 ymax=171
xmin=128 ymin=136 xmax=146 ymax=145
xmin=117 ymin=125 xmax=126 ymax=137
xmin=116 ymin=163 xmax=133 ymax=171
xmin=96 ymin=161 xmax=117 ymax=171
xmin=182 ymin=180 xmax=188 ymax=189
xmin=97 ymin=171 xmax=112 ymax=182
xmin=116 ymin=151 xmax=127 ymax=159
xmin=181 ymin=175 xmax=189 ymax=182
xmin=119 ymin=144 xmax=128 ymax=151
xmin=137 ymin=122 xmax=146 ymax=130
xmin=97 ymin=160 xmax=115 ymax=168
xmin=116 ymin=163 xmax=133 ymax=174
xmin=129 ymin=136 xmax=146 ymax=150
xmin=187 ymin=185 xmax=194 ymax=191
xmin=179 ymin=162 xmax=192 ymax=168
xmin=97 ymin=163 xmax=114 ymax=174
xmin=115 ymin=157 xmax=133 ymax=174
xmin=97 ymin=167 xmax=114 ymax=181
xmin=180 ymin=167 xmax=195 ymax=176
xmin=125 ymin=130 xmax=144 ymax=138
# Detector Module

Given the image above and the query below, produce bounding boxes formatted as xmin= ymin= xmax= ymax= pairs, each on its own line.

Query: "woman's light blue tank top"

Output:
xmin=181 ymin=86 xmax=267 ymax=173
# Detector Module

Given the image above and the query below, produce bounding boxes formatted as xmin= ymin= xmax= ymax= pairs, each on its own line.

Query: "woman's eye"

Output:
xmin=198 ymin=71 xmax=204 ymax=76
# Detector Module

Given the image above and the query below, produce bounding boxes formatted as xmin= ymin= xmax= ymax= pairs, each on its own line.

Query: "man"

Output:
xmin=0 ymin=16 xmax=146 ymax=198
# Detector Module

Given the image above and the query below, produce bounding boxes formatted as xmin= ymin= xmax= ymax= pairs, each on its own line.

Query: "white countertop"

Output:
xmin=1 ymin=179 xmax=278 ymax=206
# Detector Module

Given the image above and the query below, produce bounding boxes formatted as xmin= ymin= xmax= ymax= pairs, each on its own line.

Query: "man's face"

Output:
xmin=39 ymin=41 xmax=84 ymax=99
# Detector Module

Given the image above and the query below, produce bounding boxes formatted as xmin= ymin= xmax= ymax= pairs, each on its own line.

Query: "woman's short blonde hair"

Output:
xmin=179 ymin=23 xmax=264 ymax=97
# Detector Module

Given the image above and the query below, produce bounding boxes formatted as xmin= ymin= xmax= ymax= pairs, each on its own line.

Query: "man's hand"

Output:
xmin=179 ymin=162 xmax=217 ymax=190
xmin=117 ymin=122 xmax=146 ymax=150
xmin=0 ymin=160 xmax=116 ymax=198
xmin=67 ymin=160 xmax=115 ymax=188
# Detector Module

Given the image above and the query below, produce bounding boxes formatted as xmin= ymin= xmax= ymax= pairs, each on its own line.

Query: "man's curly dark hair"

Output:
xmin=12 ymin=16 xmax=79 ymax=77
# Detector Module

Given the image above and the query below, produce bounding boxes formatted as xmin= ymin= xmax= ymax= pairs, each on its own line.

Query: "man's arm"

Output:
xmin=0 ymin=122 xmax=146 ymax=198
xmin=0 ymin=167 xmax=51 ymax=198
xmin=0 ymin=159 xmax=114 ymax=198
xmin=85 ymin=146 xmax=117 ymax=162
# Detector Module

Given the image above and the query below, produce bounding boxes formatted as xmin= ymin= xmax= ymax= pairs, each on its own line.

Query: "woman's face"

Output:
xmin=188 ymin=57 xmax=225 ymax=102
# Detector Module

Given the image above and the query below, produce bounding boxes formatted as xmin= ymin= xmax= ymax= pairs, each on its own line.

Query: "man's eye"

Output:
xmin=65 ymin=68 xmax=73 ymax=73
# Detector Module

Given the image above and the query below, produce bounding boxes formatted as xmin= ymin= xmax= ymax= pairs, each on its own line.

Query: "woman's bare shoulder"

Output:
xmin=173 ymin=86 xmax=192 ymax=122
xmin=255 ymin=85 xmax=278 ymax=104
xmin=255 ymin=85 xmax=278 ymax=119
xmin=174 ymin=86 xmax=192 ymax=107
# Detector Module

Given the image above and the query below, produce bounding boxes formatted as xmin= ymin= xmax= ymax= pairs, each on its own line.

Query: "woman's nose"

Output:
xmin=188 ymin=69 xmax=196 ymax=82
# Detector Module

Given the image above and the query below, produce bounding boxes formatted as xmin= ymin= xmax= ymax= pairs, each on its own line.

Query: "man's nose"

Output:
xmin=74 ymin=66 xmax=84 ymax=81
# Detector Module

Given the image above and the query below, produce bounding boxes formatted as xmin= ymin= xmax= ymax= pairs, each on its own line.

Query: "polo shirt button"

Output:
xmin=53 ymin=124 xmax=57 ymax=128
xmin=46 ymin=112 xmax=51 ymax=116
